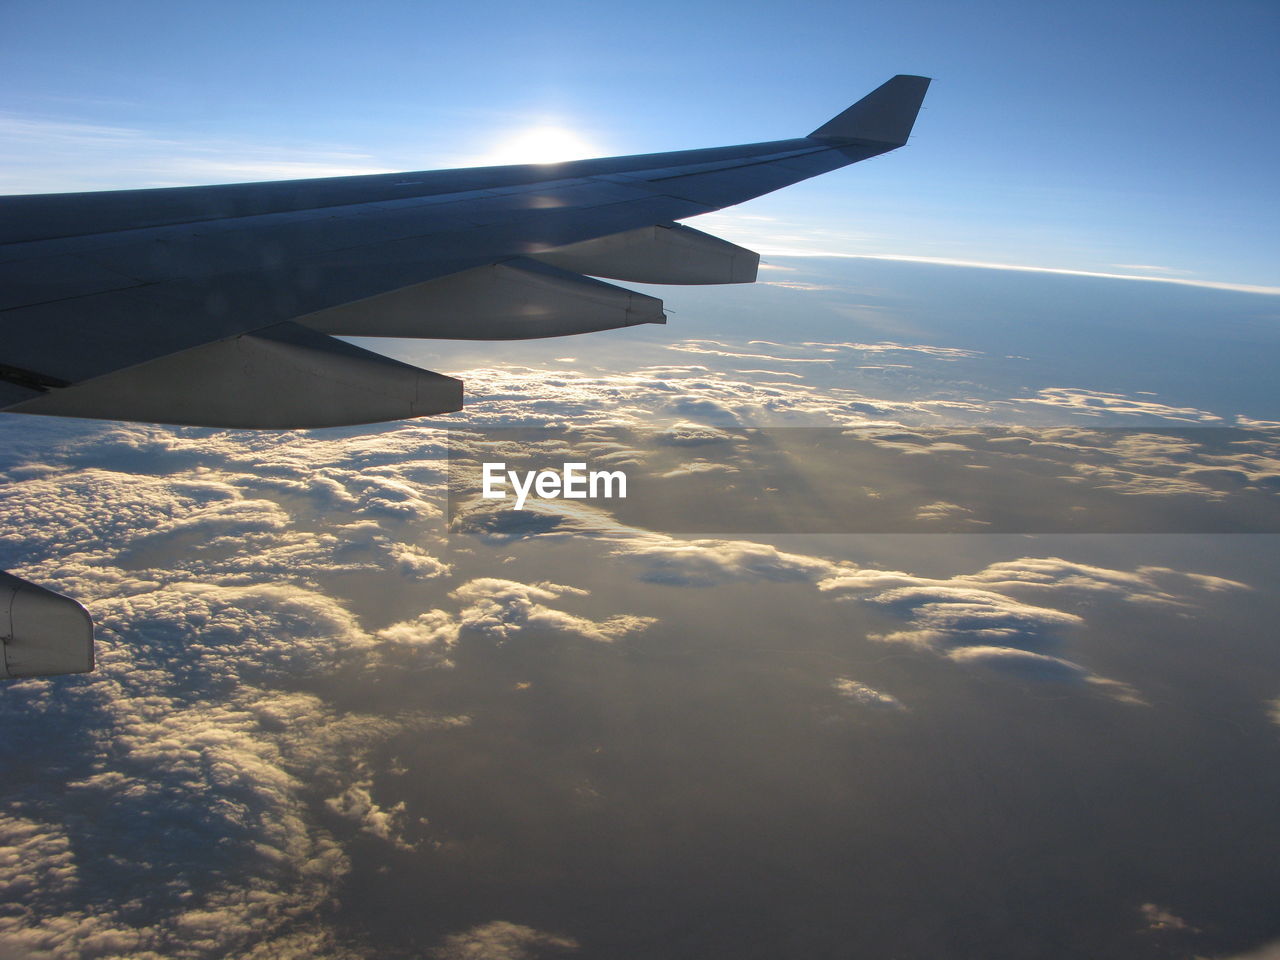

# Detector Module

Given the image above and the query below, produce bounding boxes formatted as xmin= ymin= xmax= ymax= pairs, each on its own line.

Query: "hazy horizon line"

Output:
xmin=768 ymin=252 xmax=1280 ymax=297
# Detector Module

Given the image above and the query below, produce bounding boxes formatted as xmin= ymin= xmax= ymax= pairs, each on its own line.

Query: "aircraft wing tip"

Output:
xmin=809 ymin=74 xmax=932 ymax=146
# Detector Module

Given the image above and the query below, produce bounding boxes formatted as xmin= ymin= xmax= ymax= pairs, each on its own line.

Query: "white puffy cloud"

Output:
xmin=946 ymin=645 xmax=1106 ymax=685
xmin=453 ymin=360 xmax=924 ymax=430
xmin=453 ymin=499 xmax=840 ymax=588
xmin=0 ymin=682 xmax=371 ymax=958
xmin=655 ymin=422 xmax=740 ymax=446
xmin=451 ymin=494 xmax=1242 ymax=700
xmin=431 ymin=921 xmax=578 ymax=960
xmin=794 ymin=339 xmax=981 ymax=360
xmin=821 ymin=557 xmax=1245 ymax=609
xmin=459 ymin=347 xmax=1200 ymax=433
xmin=375 ymin=609 xmax=462 ymax=653
xmin=449 ymin=578 xmax=655 ymax=644
xmin=451 ymin=498 xmax=651 ymax=544
xmin=325 ymin=779 xmax=415 ymax=851
xmin=914 ymin=501 xmax=987 ymax=524
xmin=0 ymin=813 xmax=80 ymax=905
xmin=665 ymin=339 xmax=836 ymax=364
xmin=863 ymin=585 xmax=1084 ymax=651
xmin=0 ymin=443 xmax=464 ymax=960
xmin=0 ymin=563 xmax=480 ymax=957
xmin=1012 ymin=388 xmax=1223 ymax=424
xmin=832 ymin=678 xmax=906 ymax=711
xmin=1138 ymin=902 xmax=1196 ymax=932
xmin=657 ymin=460 xmax=739 ymax=478
xmin=666 ymin=338 xmax=980 ymax=364
xmin=383 ymin=540 xmax=452 ymax=580
xmin=0 ymin=417 xmax=457 ymax=608
xmin=367 ymin=577 xmax=656 ymax=674
xmin=817 ymin=557 xmax=1247 ymax=702
xmin=613 ymin=538 xmax=839 ymax=587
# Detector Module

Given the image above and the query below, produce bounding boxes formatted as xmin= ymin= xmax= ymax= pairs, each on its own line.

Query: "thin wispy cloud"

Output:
xmin=694 ymin=212 xmax=1279 ymax=295
xmin=1112 ymin=263 xmax=1194 ymax=276
xmin=0 ymin=113 xmax=390 ymax=193
xmin=844 ymin=254 xmax=1280 ymax=296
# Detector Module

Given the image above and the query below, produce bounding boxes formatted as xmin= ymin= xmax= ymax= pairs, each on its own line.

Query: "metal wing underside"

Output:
xmin=0 ymin=75 xmax=930 ymax=428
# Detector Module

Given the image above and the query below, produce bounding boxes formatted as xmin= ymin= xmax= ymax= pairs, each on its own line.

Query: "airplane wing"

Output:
xmin=0 ymin=75 xmax=929 ymax=676
xmin=0 ymin=74 xmax=930 ymax=431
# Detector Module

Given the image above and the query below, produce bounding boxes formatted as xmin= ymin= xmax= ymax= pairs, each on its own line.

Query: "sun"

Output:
xmin=479 ymin=125 xmax=601 ymax=165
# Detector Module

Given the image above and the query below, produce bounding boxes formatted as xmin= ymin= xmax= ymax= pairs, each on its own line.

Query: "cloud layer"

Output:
xmin=0 ymin=313 xmax=1272 ymax=957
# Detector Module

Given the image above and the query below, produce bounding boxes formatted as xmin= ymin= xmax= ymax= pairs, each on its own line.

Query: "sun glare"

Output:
xmin=479 ymin=125 xmax=600 ymax=165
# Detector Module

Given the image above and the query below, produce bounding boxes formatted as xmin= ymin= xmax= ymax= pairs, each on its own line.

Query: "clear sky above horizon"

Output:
xmin=1 ymin=0 xmax=1276 ymax=289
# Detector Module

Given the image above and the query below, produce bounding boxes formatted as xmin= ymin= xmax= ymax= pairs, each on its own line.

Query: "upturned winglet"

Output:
xmin=808 ymin=75 xmax=931 ymax=146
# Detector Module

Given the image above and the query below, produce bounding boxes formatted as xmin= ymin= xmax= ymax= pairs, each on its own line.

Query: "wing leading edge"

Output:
xmin=0 ymin=75 xmax=930 ymax=429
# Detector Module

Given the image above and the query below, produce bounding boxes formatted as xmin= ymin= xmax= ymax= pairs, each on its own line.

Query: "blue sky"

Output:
xmin=1 ymin=0 xmax=1276 ymax=288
